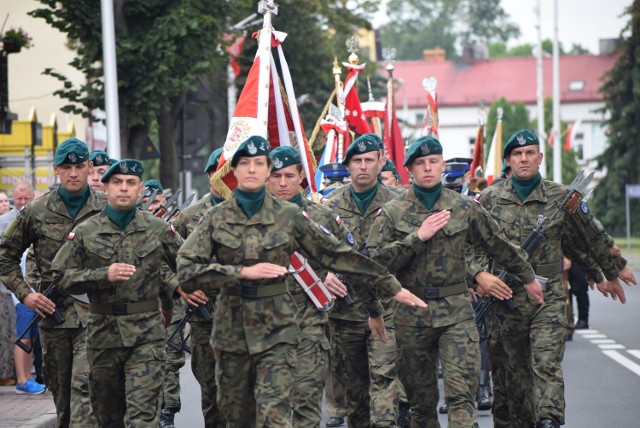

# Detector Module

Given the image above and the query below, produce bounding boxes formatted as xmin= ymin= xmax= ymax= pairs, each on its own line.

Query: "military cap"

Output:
xmin=269 ymin=146 xmax=301 ymax=171
xmin=54 ymin=138 xmax=90 ymax=166
xmin=342 ymin=133 xmax=381 ymax=165
xmin=89 ymin=150 xmax=111 ymax=167
xmin=382 ymin=159 xmax=401 ymax=181
xmin=403 ymin=136 xmax=443 ymax=166
xmin=140 ymin=179 xmax=163 ymax=197
xmin=231 ymin=135 xmax=270 ymax=167
xmin=319 ymin=162 xmax=350 ymax=180
xmin=446 ymin=157 xmax=473 ymax=165
xmin=108 ymin=158 xmax=118 ymax=166
xmin=204 ymin=147 xmax=223 ymax=173
xmin=100 ymin=159 xmax=145 ymax=183
xmin=445 ymin=161 xmax=470 ymax=174
xmin=501 ymin=159 xmax=511 ymax=177
xmin=503 ymin=129 xmax=539 ymax=158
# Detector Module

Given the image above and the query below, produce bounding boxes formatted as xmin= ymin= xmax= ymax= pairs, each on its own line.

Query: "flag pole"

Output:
xmin=333 ymin=57 xmax=345 ymax=162
xmin=256 ymin=1 xmax=278 ymax=136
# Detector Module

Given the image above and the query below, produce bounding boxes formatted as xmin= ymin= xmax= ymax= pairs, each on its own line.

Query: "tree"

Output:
xmin=484 ymin=97 xmax=531 ymax=162
xmin=381 ymin=0 xmax=520 ymax=60
xmin=488 ymin=39 xmax=589 ymax=58
xmin=591 ymin=2 xmax=640 ymax=236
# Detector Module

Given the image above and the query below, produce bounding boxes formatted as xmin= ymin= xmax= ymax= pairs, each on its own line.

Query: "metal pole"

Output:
xmin=552 ymin=0 xmax=561 ymax=182
xmin=101 ymin=0 xmax=121 ymax=159
xmin=536 ymin=0 xmax=546 ymax=178
xmin=626 ymin=184 xmax=631 ymax=251
xmin=256 ymin=1 xmax=277 ymax=137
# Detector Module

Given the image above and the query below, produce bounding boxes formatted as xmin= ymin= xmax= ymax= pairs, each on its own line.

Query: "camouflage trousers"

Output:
xmin=88 ymin=340 xmax=164 ymax=428
xmin=162 ymin=315 xmax=186 ymax=411
xmin=41 ymin=327 xmax=96 ymax=428
xmin=325 ymin=323 xmax=347 ymax=418
xmin=396 ymin=318 xmax=480 ymax=428
xmin=330 ymin=318 xmax=401 ymax=428
xmin=191 ymin=322 xmax=225 ymax=427
xmin=487 ymin=284 xmax=567 ymax=428
xmin=291 ymin=324 xmax=330 ymax=427
xmin=215 ymin=343 xmax=296 ymax=427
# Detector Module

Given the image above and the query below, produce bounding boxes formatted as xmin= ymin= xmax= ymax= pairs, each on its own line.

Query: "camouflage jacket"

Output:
xmin=367 ymin=187 xmax=536 ymax=328
xmin=177 ymin=191 xmax=401 ymax=355
xmin=478 ymin=179 xmax=618 ymax=292
xmin=0 ymin=188 xmax=106 ymax=328
xmin=51 ymin=210 xmax=182 ymax=349
xmin=324 ymin=183 xmax=402 ymax=322
xmin=170 ymin=193 xmax=217 ymax=322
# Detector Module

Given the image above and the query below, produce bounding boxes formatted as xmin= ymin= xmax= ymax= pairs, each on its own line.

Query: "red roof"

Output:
xmin=390 ymin=54 xmax=617 ymax=108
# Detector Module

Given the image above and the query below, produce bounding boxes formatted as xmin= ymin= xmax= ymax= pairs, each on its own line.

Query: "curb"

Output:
xmin=18 ymin=409 xmax=56 ymax=428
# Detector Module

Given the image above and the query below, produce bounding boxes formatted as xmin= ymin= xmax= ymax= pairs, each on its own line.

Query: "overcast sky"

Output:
xmin=502 ymin=0 xmax=630 ymax=53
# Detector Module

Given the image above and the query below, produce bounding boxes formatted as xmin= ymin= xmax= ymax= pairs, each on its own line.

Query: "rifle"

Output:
xmin=15 ymin=283 xmax=66 ymax=353
xmin=163 ymin=192 xmax=196 ymax=222
xmin=166 ymin=303 xmax=213 ymax=354
xmin=474 ymin=170 xmax=594 ymax=338
xmin=152 ymin=189 xmax=181 ymax=218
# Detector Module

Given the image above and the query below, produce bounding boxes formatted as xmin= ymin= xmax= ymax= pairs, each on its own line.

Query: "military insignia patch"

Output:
xmin=346 ymin=232 xmax=355 ymax=245
xmin=376 ymin=208 xmax=382 ymax=216
xmin=358 ymin=141 xmax=366 ymax=152
xmin=517 ymin=134 xmax=526 ymax=145
xmin=67 ymin=231 xmax=76 ymax=240
xmin=119 ymin=161 xmax=128 ymax=173
xmin=335 ymin=215 xmax=342 ymax=225
xmin=301 ymin=211 xmax=310 ymax=219
xmin=197 ymin=216 xmax=204 ymax=225
xmin=95 ymin=154 xmax=103 ymax=163
xmin=319 ymin=224 xmax=332 ymax=235
xmin=580 ymin=201 xmax=589 ymax=214
xmin=248 ymin=141 xmax=257 ymax=155
xmin=420 ymin=144 xmax=430 ymax=155
xmin=170 ymin=224 xmax=177 ymax=234
xmin=68 ymin=153 xmax=77 ymax=163
xmin=273 ymin=157 xmax=283 ymax=169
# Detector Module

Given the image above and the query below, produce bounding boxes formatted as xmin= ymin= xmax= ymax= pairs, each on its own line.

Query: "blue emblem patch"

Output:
xmin=319 ymin=225 xmax=332 ymax=235
xmin=346 ymin=232 xmax=355 ymax=245
xmin=580 ymin=201 xmax=589 ymax=214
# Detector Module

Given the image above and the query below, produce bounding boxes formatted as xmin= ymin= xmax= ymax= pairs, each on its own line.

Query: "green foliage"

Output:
xmin=381 ymin=0 xmax=520 ymax=60
xmin=488 ymin=38 xmax=588 ymax=58
xmin=591 ymin=2 xmax=640 ymax=236
xmin=484 ymin=98 xmax=531 ymax=160
xmin=2 ymin=27 xmax=34 ymax=49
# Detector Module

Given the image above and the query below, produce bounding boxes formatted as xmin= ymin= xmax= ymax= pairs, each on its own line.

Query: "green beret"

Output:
xmin=108 ymin=158 xmax=118 ymax=166
xmin=269 ymin=146 xmax=300 ymax=171
xmin=54 ymin=138 xmax=90 ymax=166
xmin=89 ymin=150 xmax=111 ymax=167
xmin=342 ymin=133 xmax=381 ymax=165
xmin=231 ymin=136 xmax=270 ymax=168
xmin=100 ymin=159 xmax=145 ymax=183
xmin=503 ymin=129 xmax=539 ymax=159
xmin=403 ymin=136 xmax=443 ymax=166
xmin=381 ymin=159 xmax=401 ymax=181
xmin=204 ymin=148 xmax=224 ymax=173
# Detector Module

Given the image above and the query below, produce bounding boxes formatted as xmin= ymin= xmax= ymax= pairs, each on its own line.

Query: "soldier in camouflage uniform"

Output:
xmin=168 ymin=147 xmax=226 ymax=427
xmin=366 ymin=136 xmax=541 ymax=428
xmin=477 ymin=130 xmax=627 ymax=428
xmin=268 ymin=146 xmax=354 ymax=427
xmin=323 ymin=133 xmax=406 ymax=428
xmin=51 ymin=159 xmax=183 ymax=428
xmin=177 ymin=135 xmax=425 ymax=427
xmin=0 ymin=138 xmax=102 ymax=427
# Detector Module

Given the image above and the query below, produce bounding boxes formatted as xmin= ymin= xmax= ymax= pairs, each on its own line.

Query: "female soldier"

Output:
xmin=178 ymin=135 xmax=425 ymax=427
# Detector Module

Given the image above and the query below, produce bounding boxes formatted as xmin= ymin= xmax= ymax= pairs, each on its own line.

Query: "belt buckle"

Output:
xmin=112 ymin=303 xmax=127 ymax=315
xmin=423 ymin=288 xmax=440 ymax=299
xmin=241 ymin=285 xmax=258 ymax=298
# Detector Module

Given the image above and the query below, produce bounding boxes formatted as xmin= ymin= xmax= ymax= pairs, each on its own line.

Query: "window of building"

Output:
xmin=568 ymin=80 xmax=585 ymax=91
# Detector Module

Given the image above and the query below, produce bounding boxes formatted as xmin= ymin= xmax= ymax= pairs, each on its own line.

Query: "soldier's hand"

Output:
xmin=161 ymin=308 xmax=173 ymax=328
xmin=474 ymin=272 xmax=513 ymax=300
xmin=619 ymin=266 xmax=637 ymax=286
xmin=23 ymin=292 xmax=55 ymax=318
xmin=393 ymin=288 xmax=427 ymax=308
xmin=240 ymin=263 xmax=287 ymax=280
xmin=523 ymin=279 xmax=544 ymax=304
xmin=468 ymin=288 xmax=478 ymax=303
xmin=369 ymin=315 xmax=388 ymax=343
xmin=108 ymin=263 xmax=137 ymax=282
xmin=610 ymin=244 xmax=622 ymax=257
xmin=324 ymin=272 xmax=348 ymax=298
xmin=601 ymin=278 xmax=626 ymax=304
xmin=417 ymin=210 xmax=451 ymax=241
xmin=177 ymin=287 xmax=208 ymax=307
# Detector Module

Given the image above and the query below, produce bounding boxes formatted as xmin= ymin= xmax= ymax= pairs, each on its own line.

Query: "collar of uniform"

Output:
xmin=503 ymin=176 xmax=548 ymax=204
xmin=97 ymin=209 xmax=147 ymax=234
xmin=46 ymin=186 xmax=100 ymax=220
xmin=225 ymin=191 xmax=276 ymax=225
xmin=407 ymin=185 xmax=456 ymax=212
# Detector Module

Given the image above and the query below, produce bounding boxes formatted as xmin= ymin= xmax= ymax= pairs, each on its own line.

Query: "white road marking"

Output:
xmin=602 ymin=350 xmax=640 ymax=377
xmin=598 ymin=344 xmax=626 ymax=350
xmin=590 ymin=339 xmax=616 ymax=344
xmin=583 ymin=334 xmax=607 ymax=339
xmin=627 ymin=350 xmax=640 ymax=360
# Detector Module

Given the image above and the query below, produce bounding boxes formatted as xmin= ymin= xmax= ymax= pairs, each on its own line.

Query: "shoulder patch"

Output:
xmin=580 ymin=201 xmax=589 ymax=214
xmin=301 ymin=211 xmax=310 ymax=219
xmin=376 ymin=208 xmax=382 ymax=216
xmin=319 ymin=224 xmax=331 ymax=235
xmin=346 ymin=231 xmax=355 ymax=245
xmin=170 ymin=224 xmax=177 ymax=234
xmin=198 ymin=216 xmax=204 ymax=225
xmin=335 ymin=215 xmax=342 ymax=225
xmin=67 ymin=231 xmax=76 ymax=240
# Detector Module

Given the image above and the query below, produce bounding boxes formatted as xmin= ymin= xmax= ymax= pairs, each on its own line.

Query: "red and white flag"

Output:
xmin=383 ymin=76 xmax=408 ymax=184
xmin=485 ymin=117 xmax=503 ymax=185
xmin=341 ymin=63 xmax=371 ymax=138
xmin=564 ymin=119 xmax=582 ymax=152
xmin=470 ymin=124 xmax=484 ymax=178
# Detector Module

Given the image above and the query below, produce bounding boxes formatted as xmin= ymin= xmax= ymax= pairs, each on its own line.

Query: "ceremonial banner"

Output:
xmin=421 ymin=77 xmax=439 ymax=138
xmin=470 ymin=124 xmax=484 ymax=178
xmin=564 ymin=119 xmax=582 ymax=152
xmin=485 ymin=109 xmax=503 ymax=185
xmin=341 ymin=63 xmax=371 ymax=137
xmin=383 ymin=76 xmax=408 ymax=184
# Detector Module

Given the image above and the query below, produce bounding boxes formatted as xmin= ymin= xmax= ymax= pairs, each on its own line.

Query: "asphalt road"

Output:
xmin=175 ymin=266 xmax=640 ymax=427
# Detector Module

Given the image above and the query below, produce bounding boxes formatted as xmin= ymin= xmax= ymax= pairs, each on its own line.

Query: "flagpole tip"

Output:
xmin=258 ymin=0 xmax=278 ymax=16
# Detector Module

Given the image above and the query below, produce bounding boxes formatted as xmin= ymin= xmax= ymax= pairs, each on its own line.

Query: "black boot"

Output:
xmin=536 ymin=418 xmax=560 ymax=428
xmin=397 ymin=401 xmax=411 ymax=428
xmin=160 ymin=408 xmax=177 ymax=428
xmin=575 ymin=319 xmax=589 ymax=329
xmin=477 ymin=368 xmax=492 ymax=411
xmin=438 ymin=403 xmax=448 ymax=414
